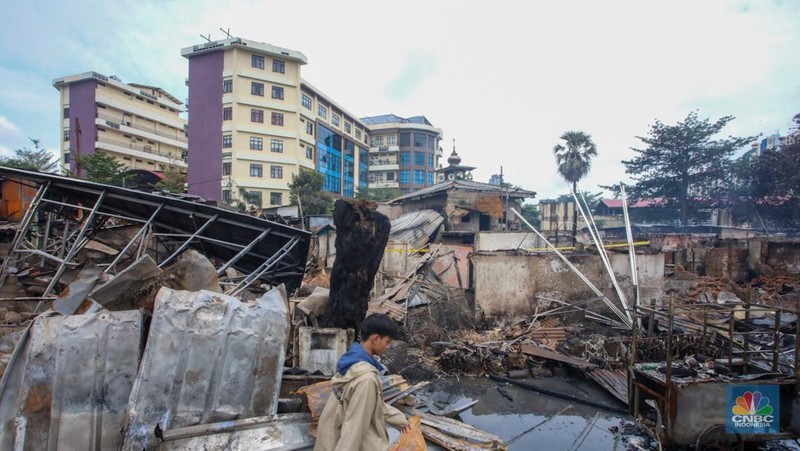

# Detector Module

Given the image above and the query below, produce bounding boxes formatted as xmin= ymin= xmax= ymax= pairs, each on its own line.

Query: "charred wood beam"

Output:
xmin=324 ymin=199 xmax=390 ymax=334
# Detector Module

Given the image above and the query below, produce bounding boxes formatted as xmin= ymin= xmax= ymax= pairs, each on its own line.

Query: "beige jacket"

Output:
xmin=314 ymin=361 xmax=409 ymax=451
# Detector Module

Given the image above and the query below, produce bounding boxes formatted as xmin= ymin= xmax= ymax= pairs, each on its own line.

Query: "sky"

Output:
xmin=1 ymin=0 xmax=799 ymax=200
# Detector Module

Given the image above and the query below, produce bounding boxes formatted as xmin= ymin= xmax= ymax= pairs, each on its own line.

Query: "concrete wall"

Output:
xmin=473 ymin=251 xmax=664 ymax=321
xmin=475 ymin=232 xmax=545 ymax=252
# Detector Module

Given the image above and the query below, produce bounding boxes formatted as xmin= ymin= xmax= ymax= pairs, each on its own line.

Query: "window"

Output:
xmin=345 ymin=122 xmax=351 ymax=134
xmin=306 ymin=146 xmax=313 ymax=159
xmin=270 ymin=165 xmax=283 ymax=178
xmin=399 ymin=132 xmax=411 ymax=146
xmin=318 ymin=105 xmax=327 ymax=119
xmin=332 ymin=113 xmax=340 ymax=126
xmin=428 ymin=154 xmax=434 ymax=167
xmin=250 ymin=163 xmax=263 ymax=178
xmin=271 ymin=112 xmax=284 ymax=126
xmin=399 ymin=170 xmax=410 ymax=184
xmin=248 ymin=190 xmax=262 ymax=207
xmin=222 ymin=189 xmax=231 ymax=204
xmin=222 ymin=135 xmax=232 ymax=148
xmin=222 ymin=162 xmax=231 ymax=176
xmin=399 ymin=151 xmax=411 ymax=165
xmin=414 ymin=133 xmax=426 ymax=147
xmin=414 ymin=170 xmax=425 ymax=185
xmin=250 ymin=136 xmax=263 ymax=150
xmin=251 ymin=82 xmax=264 ymax=96
xmin=63 ymin=129 xmax=70 ymax=142
xmin=223 ymin=107 xmax=232 ymax=121
xmin=355 ymin=129 xmax=362 ymax=140
xmin=414 ymin=152 xmax=425 ymax=166
xmin=428 ymin=172 xmax=434 ymax=185
xmin=251 ymin=109 xmax=264 ymax=123
xmin=223 ymin=79 xmax=232 ymax=93
xmin=252 ymin=55 xmax=265 ymax=69
xmin=272 ymin=59 xmax=285 ymax=73
xmin=373 ymin=136 xmax=383 ymax=146
xmin=271 ymin=86 xmax=284 ymax=100
xmin=63 ymin=107 xmax=70 ymax=118
xmin=301 ymin=94 xmax=312 ymax=109
xmin=270 ymin=139 xmax=283 ymax=153
xmin=306 ymin=122 xmax=313 ymax=135
xmin=428 ymin=135 xmax=436 ymax=150
xmin=386 ymin=171 xmax=395 ymax=181
xmin=64 ymin=152 xmax=70 ymax=163
xmin=387 ymin=135 xmax=396 ymax=145
xmin=270 ymin=192 xmax=283 ymax=205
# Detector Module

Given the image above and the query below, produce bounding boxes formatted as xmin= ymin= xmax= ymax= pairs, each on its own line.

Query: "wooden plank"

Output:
xmin=519 ymin=344 xmax=595 ymax=369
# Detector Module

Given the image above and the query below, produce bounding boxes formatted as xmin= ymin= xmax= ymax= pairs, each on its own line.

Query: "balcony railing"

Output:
xmin=97 ymin=136 xmax=186 ymax=163
xmin=98 ymin=113 xmax=187 ymax=144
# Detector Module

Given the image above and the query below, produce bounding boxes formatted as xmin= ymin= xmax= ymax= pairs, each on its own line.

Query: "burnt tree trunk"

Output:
xmin=323 ymin=199 xmax=390 ymax=334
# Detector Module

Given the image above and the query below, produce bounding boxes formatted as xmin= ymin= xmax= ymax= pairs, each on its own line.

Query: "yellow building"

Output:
xmin=181 ymin=38 xmax=370 ymax=207
xmin=52 ymin=72 xmax=188 ymax=176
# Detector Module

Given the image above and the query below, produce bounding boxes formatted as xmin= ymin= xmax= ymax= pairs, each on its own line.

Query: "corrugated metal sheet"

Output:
xmin=389 ymin=209 xmax=444 ymax=249
xmin=122 ymin=286 xmax=290 ymax=450
xmin=0 ymin=310 xmax=146 ymax=450
xmin=160 ymin=413 xmax=314 ymax=451
xmin=585 ymin=369 xmax=628 ymax=405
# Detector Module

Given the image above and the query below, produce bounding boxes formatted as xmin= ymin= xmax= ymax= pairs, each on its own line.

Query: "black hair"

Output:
xmin=360 ymin=313 xmax=400 ymax=340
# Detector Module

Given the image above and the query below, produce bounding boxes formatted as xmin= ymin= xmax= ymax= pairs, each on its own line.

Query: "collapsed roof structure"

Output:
xmin=0 ymin=167 xmax=310 ymax=296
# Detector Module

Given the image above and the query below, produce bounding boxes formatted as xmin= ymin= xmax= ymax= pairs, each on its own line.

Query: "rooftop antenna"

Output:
xmin=200 ymin=34 xmax=212 ymax=43
xmin=220 ymin=27 xmax=233 ymax=39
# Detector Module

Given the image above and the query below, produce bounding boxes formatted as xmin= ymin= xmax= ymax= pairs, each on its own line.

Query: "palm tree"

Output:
xmin=553 ymin=131 xmax=598 ymax=245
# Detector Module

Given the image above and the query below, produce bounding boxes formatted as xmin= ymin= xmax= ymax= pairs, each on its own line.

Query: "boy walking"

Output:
xmin=314 ymin=314 xmax=409 ymax=451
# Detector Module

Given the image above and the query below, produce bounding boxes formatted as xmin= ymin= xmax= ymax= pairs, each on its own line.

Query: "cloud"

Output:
xmin=384 ymin=53 xmax=437 ymax=101
xmin=0 ymin=116 xmax=23 ymax=139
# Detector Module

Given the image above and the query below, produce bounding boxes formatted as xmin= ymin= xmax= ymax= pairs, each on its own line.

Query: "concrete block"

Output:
xmin=298 ymin=327 xmax=349 ymax=375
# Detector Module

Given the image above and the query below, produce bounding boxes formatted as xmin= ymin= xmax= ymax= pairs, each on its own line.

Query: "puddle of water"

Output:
xmin=424 ymin=375 xmax=638 ymax=451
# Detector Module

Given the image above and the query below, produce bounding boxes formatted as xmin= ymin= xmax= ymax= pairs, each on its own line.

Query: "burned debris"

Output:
xmin=2 ymin=164 xmax=800 ymax=449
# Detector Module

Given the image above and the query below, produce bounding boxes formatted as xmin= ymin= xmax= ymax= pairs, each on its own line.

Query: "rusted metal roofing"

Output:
xmin=122 ymin=286 xmax=290 ymax=450
xmin=519 ymin=344 xmax=596 ymax=370
xmin=0 ymin=166 xmax=310 ymax=293
xmin=585 ymin=368 xmax=628 ymax=405
xmin=388 ymin=180 xmax=536 ymax=204
xmin=0 ymin=310 xmax=146 ymax=450
xmin=389 ymin=209 xmax=444 ymax=248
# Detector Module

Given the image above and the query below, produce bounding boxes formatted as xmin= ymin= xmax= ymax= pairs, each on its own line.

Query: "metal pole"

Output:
xmin=43 ymin=189 xmax=107 ymax=296
xmin=39 ymin=212 xmax=53 ymax=268
xmin=510 ymin=208 xmax=631 ymax=328
xmin=157 ymin=214 xmax=219 ymax=268
xmin=228 ymin=236 xmax=300 ymax=296
xmin=572 ymin=185 xmax=633 ymax=325
xmin=104 ymin=203 xmax=165 ymax=274
xmin=620 ymin=185 xmax=640 ymax=309
xmin=216 ymin=228 xmax=271 ymax=276
xmin=0 ymin=181 xmax=50 ymax=285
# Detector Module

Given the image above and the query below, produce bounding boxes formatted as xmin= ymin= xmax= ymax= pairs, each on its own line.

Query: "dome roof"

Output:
xmin=447 ymin=150 xmax=461 ymax=166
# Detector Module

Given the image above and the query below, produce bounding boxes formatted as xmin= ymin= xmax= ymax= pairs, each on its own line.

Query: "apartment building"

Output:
xmin=360 ymin=114 xmax=442 ymax=193
xmin=52 ymin=72 xmax=188 ymax=175
xmin=181 ymin=37 xmax=370 ymax=208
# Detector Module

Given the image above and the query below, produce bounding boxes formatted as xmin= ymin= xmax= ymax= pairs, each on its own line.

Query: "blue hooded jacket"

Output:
xmin=336 ymin=342 xmax=386 ymax=375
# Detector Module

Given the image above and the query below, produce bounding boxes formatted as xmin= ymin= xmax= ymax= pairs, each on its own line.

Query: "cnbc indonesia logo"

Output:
xmin=730 ymin=391 xmax=774 ymax=429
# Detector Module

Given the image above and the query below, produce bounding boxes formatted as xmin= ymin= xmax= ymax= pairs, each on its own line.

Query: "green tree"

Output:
xmin=357 ymin=187 xmax=403 ymax=202
xmin=0 ymin=138 xmax=58 ymax=173
xmin=74 ymin=152 xmax=129 ymax=185
xmin=620 ymin=112 xmax=755 ymax=226
xmin=519 ymin=203 xmax=540 ymax=229
xmin=553 ymin=131 xmax=598 ymax=244
xmin=726 ymin=113 xmax=800 ymax=229
xmin=228 ymin=186 xmax=261 ymax=212
xmin=288 ymin=169 xmax=333 ymax=215
xmin=154 ymin=167 xmax=187 ymax=193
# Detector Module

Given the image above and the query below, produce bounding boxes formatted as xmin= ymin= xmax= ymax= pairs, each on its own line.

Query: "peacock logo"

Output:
xmin=732 ymin=391 xmax=773 ymax=416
